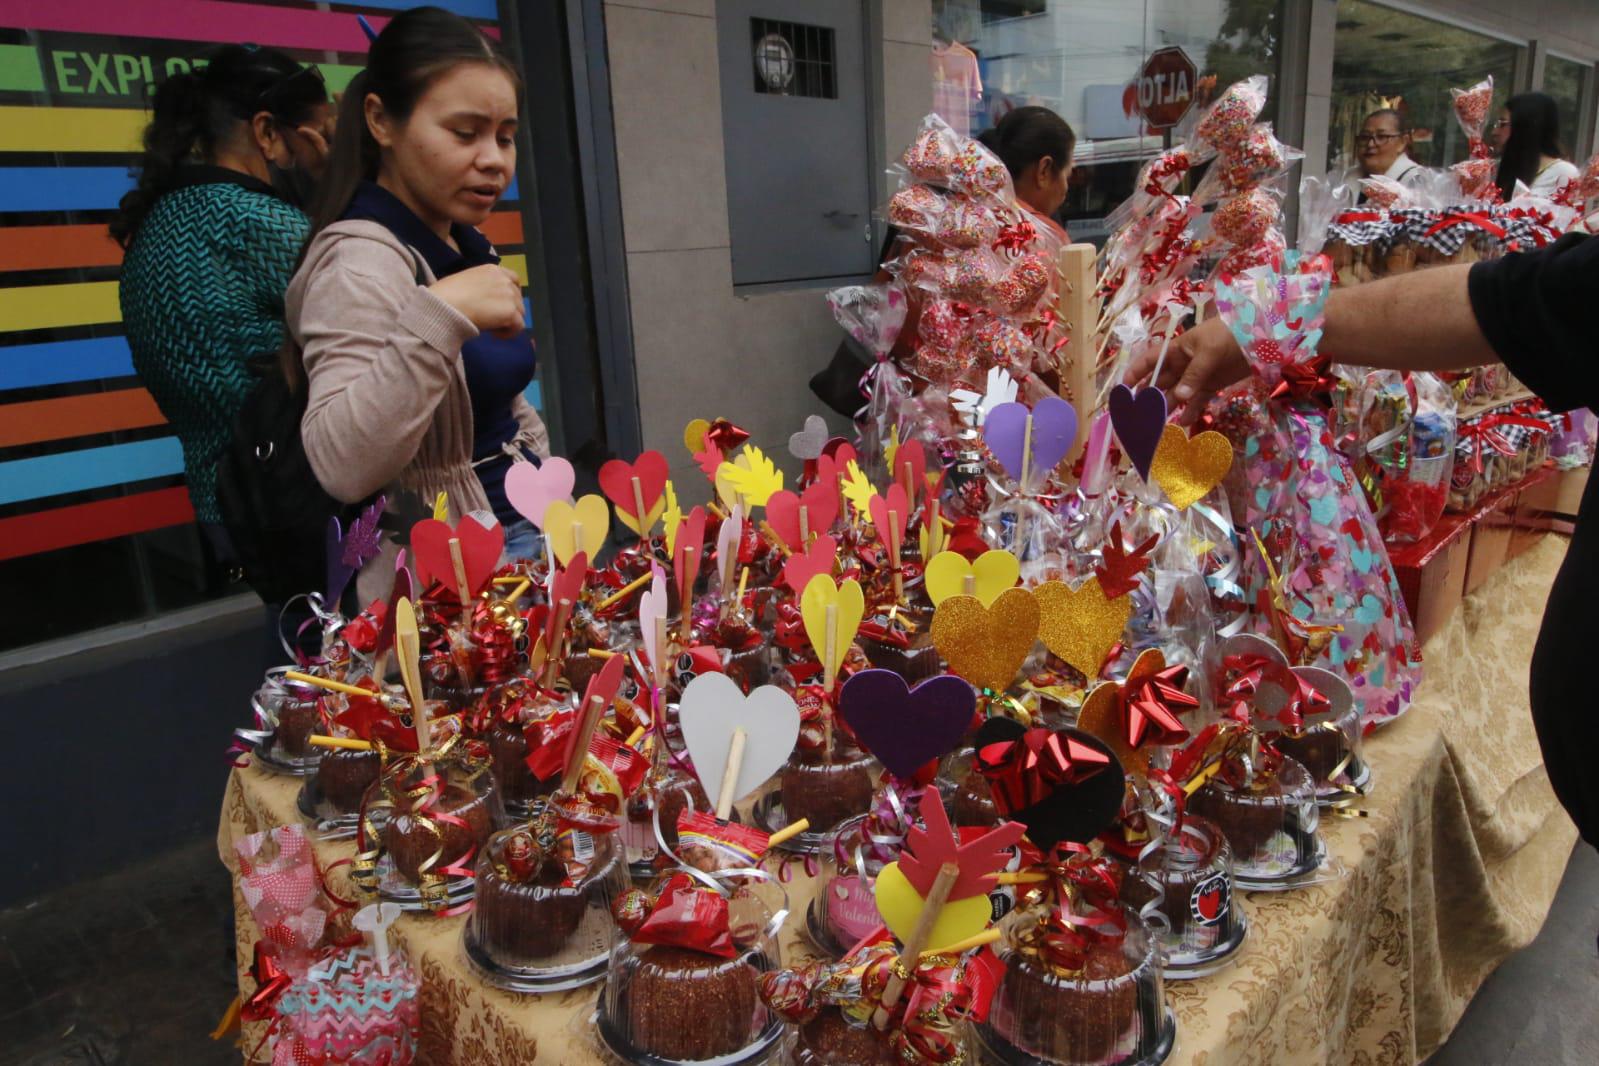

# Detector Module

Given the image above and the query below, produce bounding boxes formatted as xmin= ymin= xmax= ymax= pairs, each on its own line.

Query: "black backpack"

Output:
xmin=214 ymin=353 xmax=362 ymax=605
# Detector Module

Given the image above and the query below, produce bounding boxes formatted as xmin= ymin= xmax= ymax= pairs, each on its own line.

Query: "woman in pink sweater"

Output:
xmin=285 ymin=7 xmax=549 ymax=596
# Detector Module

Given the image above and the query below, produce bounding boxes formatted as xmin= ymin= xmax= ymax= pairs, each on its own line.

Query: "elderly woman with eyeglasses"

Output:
xmin=1345 ymin=108 xmax=1426 ymax=194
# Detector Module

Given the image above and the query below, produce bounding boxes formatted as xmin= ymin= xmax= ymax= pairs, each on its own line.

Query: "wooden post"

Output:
xmin=715 ymin=728 xmax=747 ymax=819
xmin=872 ymin=861 xmax=960 ymax=1029
xmin=1057 ymin=243 xmax=1101 ymax=468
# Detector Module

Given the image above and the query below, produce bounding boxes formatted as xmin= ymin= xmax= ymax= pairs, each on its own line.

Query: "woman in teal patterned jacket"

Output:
xmin=115 ymin=45 xmax=332 ymax=557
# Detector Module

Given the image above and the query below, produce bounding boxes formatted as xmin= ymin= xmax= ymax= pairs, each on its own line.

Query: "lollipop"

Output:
xmin=1451 ymin=157 xmax=1498 ymax=201
xmin=951 ymin=140 xmax=1013 ymax=199
xmin=918 ymin=299 xmax=973 ymax=355
xmin=945 ymin=247 xmax=1005 ymax=303
xmin=903 ymin=120 xmax=962 ymax=183
xmin=1195 ymin=75 xmax=1268 ymax=153
xmin=935 ymin=201 xmax=1002 ymax=249
xmin=969 ymin=316 xmax=1035 ymax=374
xmin=1214 ymin=126 xmax=1294 ymax=194
xmin=1213 ymin=188 xmax=1281 ymax=248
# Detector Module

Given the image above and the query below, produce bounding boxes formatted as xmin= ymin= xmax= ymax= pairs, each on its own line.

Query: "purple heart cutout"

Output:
xmin=983 ymin=397 xmax=1079 ymax=488
xmin=1107 ymin=384 xmax=1169 ymax=481
xmin=838 ymin=670 xmax=975 ymax=780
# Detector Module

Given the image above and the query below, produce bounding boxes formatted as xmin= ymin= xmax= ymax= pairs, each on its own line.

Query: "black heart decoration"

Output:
xmin=972 ymin=719 xmax=1126 ymax=850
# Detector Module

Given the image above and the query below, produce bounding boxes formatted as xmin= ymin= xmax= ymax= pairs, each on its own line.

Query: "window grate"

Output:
xmin=750 ymin=18 xmax=836 ymax=99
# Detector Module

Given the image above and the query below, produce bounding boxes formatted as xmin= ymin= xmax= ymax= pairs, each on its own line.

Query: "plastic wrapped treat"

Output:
xmin=247 ymin=668 xmax=327 ymax=775
xmin=760 ymin=933 xmax=983 ymax=1066
xmin=806 ymin=779 xmax=925 ymax=957
xmin=466 ymin=823 xmax=628 ymax=992
xmin=980 ymin=890 xmax=1174 ymax=1065
xmin=1184 ymin=739 xmax=1321 ymax=891
xmin=1193 ymin=75 xmax=1269 ymax=155
xmin=761 ymin=734 xmax=877 ymax=844
xmin=1121 ymin=814 xmax=1246 ymax=979
xmin=597 ymin=872 xmax=788 ymax=1064
xmin=354 ymin=745 xmax=502 ymax=912
xmin=296 ymin=682 xmax=421 ymax=839
xmin=270 ymin=907 xmax=422 ymax=1066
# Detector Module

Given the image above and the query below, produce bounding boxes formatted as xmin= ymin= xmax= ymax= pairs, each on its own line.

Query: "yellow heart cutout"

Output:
xmin=874 ymin=861 xmax=995 ymax=954
xmin=1076 ymin=648 xmax=1169 ymax=777
xmin=543 ymin=494 xmax=610 ymax=566
xmin=1034 ymin=577 xmax=1132 ymax=680
xmin=925 ymin=549 xmax=1020 ymax=608
xmin=683 ymin=418 xmax=711 ymax=455
xmin=1150 ymin=425 xmax=1233 ymax=511
xmin=930 ymin=588 xmax=1040 ymax=692
xmin=801 ymin=575 xmax=865 ymax=679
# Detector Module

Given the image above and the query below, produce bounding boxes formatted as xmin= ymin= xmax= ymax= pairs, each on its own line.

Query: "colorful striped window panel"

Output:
xmin=0 ymin=0 xmax=537 ymax=651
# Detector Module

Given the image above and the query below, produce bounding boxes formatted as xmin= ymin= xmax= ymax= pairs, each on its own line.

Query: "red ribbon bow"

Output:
xmin=1120 ymin=664 xmax=1198 ymax=749
xmin=975 ymin=728 xmax=1111 ymax=813
xmin=1269 ymin=352 xmax=1338 ymax=409
xmin=241 ymin=943 xmax=294 ymax=1022
xmin=1423 ymin=211 xmax=1508 ymax=241
xmin=1459 ymin=413 xmax=1549 ymax=473
xmin=703 ymin=419 xmax=751 ymax=454
xmin=993 ymin=220 xmax=1039 ymax=255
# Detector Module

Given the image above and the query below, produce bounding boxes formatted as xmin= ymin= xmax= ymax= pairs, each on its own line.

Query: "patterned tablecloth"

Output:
xmin=219 ymin=535 xmax=1578 ymax=1065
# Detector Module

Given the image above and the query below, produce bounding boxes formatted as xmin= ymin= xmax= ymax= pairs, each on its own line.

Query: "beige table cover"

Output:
xmin=220 ymin=535 xmax=1579 ymax=1065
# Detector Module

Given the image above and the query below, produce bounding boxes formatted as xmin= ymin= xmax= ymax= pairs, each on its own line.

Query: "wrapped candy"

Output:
xmin=1450 ymin=75 xmax=1495 ymax=146
xmin=1212 ymin=251 xmax=1422 ymax=726
xmin=234 ymin=826 xmax=421 ymax=1065
xmin=1192 ymin=124 xmax=1302 ymax=205
xmin=1212 ymin=187 xmax=1281 ymax=248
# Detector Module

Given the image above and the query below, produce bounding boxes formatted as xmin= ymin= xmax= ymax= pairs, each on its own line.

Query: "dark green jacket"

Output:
xmin=120 ymin=167 xmax=308 ymax=523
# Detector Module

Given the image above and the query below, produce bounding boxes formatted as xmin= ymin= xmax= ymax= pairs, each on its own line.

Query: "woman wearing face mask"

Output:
xmin=115 ymin=45 xmax=332 ymax=561
xmin=286 ymin=6 xmax=549 ymax=594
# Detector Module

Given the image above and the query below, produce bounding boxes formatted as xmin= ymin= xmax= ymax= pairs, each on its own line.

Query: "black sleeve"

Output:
xmin=1468 ymin=232 xmax=1599 ymax=413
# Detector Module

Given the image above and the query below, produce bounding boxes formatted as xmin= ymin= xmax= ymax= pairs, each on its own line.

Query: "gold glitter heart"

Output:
xmin=1034 ymin=577 xmax=1132 ymax=680
xmin=1150 ymin=425 xmax=1233 ymax=511
xmin=1076 ymin=648 xmax=1168 ymax=778
xmin=930 ymin=588 xmax=1040 ymax=692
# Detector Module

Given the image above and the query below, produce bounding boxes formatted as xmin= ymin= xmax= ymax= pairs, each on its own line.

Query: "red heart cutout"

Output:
xmin=598 ymin=451 xmax=669 ymax=520
xmin=1196 ymin=886 xmax=1220 ymax=921
xmin=410 ymin=515 xmax=502 ymax=601
xmin=890 ymin=439 xmax=927 ymax=505
xmin=868 ymin=484 xmax=910 ymax=553
xmin=784 ymin=534 xmax=837 ymax=594
xmin=673 ymin=507 xmax=708 ymax=603
xmin=823 ymin=438 xmax=857 ymax=466
xmin=766 ymin=480 xmax=839 ymax=551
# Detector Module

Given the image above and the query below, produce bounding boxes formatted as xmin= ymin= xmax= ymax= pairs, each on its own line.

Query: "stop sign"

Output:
xmin=1136 ymin=47 xmax=1197 ymax=130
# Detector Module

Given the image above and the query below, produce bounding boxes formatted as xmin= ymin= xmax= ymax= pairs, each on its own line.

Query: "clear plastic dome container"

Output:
xmin=793 ymin=1008 xmax=904 ymax=1064
xmin=805 ymin=815 xmax=888 ymax=958
xmin=357 ymin=752 xmax=504 ymax=912
xmin=465 ymin=824 xmax=627 ymax=992
xmin=1187 ymin=756 xmax=1322 ymax=890
xmin=248 ymin=667 xmax=328 ymax=776
xmin=941 ymin=748 xmax=1000 ymax=828
xmin=1120 ymin=815 xmax=1247 ymax=979
xmin=486 ymin=690 xmax=570 ymax=820
xmin=295 ymin=686 xmax=422 ymax=839
xmin=979 ymin=906 xmax=1175 ymax=1065
xmin=1271 ymin=701 xmax=1372 ymax=807
xmin=596 ymin=875 xmax=789 ymax=1064
xmin=622 ymin=762 xmax=713 ymax=880
xmin=753 ymin=744 xmax=877 ymax=850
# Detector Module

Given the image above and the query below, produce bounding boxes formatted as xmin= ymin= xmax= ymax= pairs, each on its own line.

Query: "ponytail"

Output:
xmin=111 ymin=44 xmax=327 ymax=248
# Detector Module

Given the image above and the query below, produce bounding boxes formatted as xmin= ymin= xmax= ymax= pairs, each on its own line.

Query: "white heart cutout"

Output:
xmin=678 ymin=673 xmax=800 ymax=807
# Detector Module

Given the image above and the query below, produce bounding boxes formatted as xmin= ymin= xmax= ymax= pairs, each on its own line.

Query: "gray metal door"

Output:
xmin=717 ymin=0 xmax=875 ymax=286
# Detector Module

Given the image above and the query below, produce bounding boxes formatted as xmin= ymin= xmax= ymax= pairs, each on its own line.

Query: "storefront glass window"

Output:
xmin=931 ymin=1 xmax=1285 ymax=242
xmin=0 ymin=2 xmax=544 ymax=653
xmin=1542 ymin=54 xmax=1590 ymax=161
xmin=1329 ymin=0 xmax=1522 ymax=180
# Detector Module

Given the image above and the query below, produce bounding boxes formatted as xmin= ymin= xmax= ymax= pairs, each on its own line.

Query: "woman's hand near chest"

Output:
xmin=431 ymin=263 xmax=526 ymax=338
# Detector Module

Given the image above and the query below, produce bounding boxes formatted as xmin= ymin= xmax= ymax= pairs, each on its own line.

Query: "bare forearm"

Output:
xmin=1323 ymin=265 xmax=1500 ymax=373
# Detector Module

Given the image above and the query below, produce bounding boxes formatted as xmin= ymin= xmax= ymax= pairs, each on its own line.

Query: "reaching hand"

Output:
xmin=1122 ymin=316 xmax=1252 ymax=425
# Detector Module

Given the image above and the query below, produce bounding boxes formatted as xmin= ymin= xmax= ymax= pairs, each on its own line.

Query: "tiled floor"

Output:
xmin=0 ymin=839 xmax=236 ymax=1066
xmin=3 ymin=836 xmax=1595 ymax=1064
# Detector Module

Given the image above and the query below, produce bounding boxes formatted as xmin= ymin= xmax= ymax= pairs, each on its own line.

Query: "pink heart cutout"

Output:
xmin=505 ymin=458 xmax=575 ymax=529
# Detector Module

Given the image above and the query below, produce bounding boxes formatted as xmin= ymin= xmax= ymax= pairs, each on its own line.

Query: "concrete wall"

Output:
xmin=603 ymin=0 xmax=932 ymax=488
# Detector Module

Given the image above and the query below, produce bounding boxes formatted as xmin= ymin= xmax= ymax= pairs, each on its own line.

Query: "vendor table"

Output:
xmin=219 ymin=535 xmax=1578 ymax=1065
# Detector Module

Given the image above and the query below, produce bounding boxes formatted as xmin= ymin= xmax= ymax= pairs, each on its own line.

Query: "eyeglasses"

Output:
xmin=1355 ymin=132 xmax=1404 ymax=145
